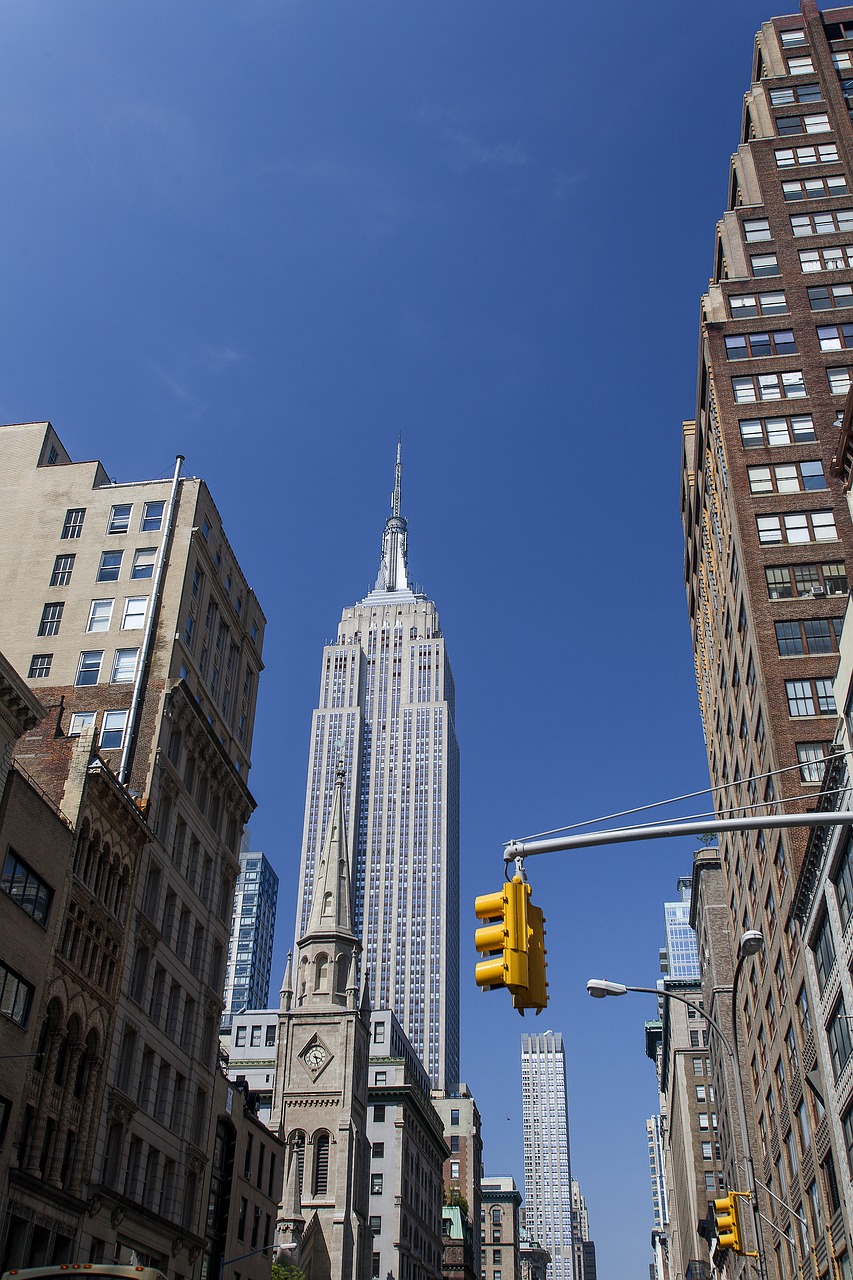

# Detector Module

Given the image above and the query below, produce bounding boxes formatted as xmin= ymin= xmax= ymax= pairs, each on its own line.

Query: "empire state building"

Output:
xmin=294 ymin=445 xmax=460 ymax=1089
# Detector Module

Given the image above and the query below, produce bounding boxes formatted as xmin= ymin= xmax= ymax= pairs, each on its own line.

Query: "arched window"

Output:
xmin=315 ymin=955 xmax=329 ymax=993
xmin=292 ymin=1132 xmax=306 ymax=1196
xmin=313 ymin=1133 xmax=330 ymax=1196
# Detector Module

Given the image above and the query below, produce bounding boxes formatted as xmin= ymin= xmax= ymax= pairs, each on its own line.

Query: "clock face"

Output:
xmin=305 ymin=1044 xmax=328 ymax=1070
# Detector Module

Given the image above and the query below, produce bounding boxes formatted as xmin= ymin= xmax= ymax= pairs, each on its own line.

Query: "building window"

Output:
xmin=131 ymin=548 xmax=157 ymax=580
xmin=111 ymin=648 xmax=139 ymax=683
xmin=450 ymin=1135 xmax=460 ymax=1153
xmin=0 ymin=960 xmax=34 ymax=1027
xmin=235 ymin=1026 xmax=246 ymax=1047
xmin=776 ymin=142 xmax=838 ymax=166
xmin=250 ymin=1025 xmax=261 ymax=1047
xmin=100 ymin=710 xmax=128 ymax=750
xmin=68 ymin=712 xmax=95 ymax=736
xmin=374 ymin=1071 xmax=386 ymax=1086
xmin=108 ymin=504 xmax=132 ymax=534
xmin=780 ymin=28 xmax=807 ymax=46
xmin=372 ymin=1142 xmax=384 ymax=1158
xmin=776 ymin=112 xmax=831 ymax=136
xmin=800 ymin=245 xmax=853 ymax=272
xmin=756 ymin=510 xmax=837 ymax=545
xmin=141 ymin=501 xmax=165 ymax=532
xmin=87 ymin=599 xmax=114 ymax=632
xmin=814 ymin=914 xmax=837 ymax=990
xmin=743 ymin=218 xmax=772 ymax=241
xmin=770 ymin=84 xmax=822 ymax=105
xmin=97 ymin=551 xmax=123 ymax=582
xmin=740 ymin=414 xmax=815 ymax=447
xmin=829 ymin=999 xmax=853 ymax=1079
xmin=725 ymin=329 xmax=797 ymax=358
xmin=809 ymin=284 xmax=853 ymax=311
xmin=76 ymin=651 xmax=103 ymax=686
xmin=369 ymin=1216 xmax=381 ymax=1233
xmin=785 ymin=678 xmax=836 ymax=716
xmin=835 ymin=832 xmax=853 ymax=930
xmin=730 ymin=291 xmax=788 ymax=317
xmin=50 ymin=553 xmax=75 ymax=586
xmin=797 ymin=742 xmax=829 ymax=783
xmin=775 ymin=618 xmax=841 ymax=656
xmin=122 ymin=597 xmax=148 ymax=630
xmin=450 ymin=1160 xmax=460 ymax=1178
xmin=751 ymin=253 xmax=780 ymax=276
xmin=373 ymin=1021 xmax=386 ymax=1044
xmin=747 ymin=460 xmax=825 ymax=493
xmin=765 ymin=561 xmax=847 ymax=598
xmin=371 ymin=1173 xmax=383 ymax=1195
xmin=28 ymin=654 xmax=52 ymax=679
xmin=1 ymin=849 xmax=52 ymax=926
xmin=702 ymin=1141 xmax=712 ymax=1159
xmin=313 ymin=1133 xmax=329 ymax=1195
xmin=373 ymin=1105 xmax=385 ymax=1121
xmin=265 ymin=1025 xmax=276 ymax=1046
xmin=783 ymin=175 xmax=848 ymax=201
xmin=61 ymin=508 xmax=86 ymax=539
xmin=732 ymin=370 xmax=806 ymax=401
xmin=818 ymin=322 xmax=853 ymax=350
xmin=450 ymin=1109 xmax=460 ymax=1125
xmin=37 ymin=602 xmax=64 ymax=637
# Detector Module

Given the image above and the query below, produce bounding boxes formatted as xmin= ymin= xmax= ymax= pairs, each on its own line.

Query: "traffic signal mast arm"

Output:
xmin=504 ymin=808 xmax=853 ymax=860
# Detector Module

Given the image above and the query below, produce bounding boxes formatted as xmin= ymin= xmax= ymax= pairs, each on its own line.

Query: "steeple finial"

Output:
xmin=371 ymin=439 xmax=411 ymax=595
xmin=280 ymin=951 xmax=293 ymax=1012
xmin=303 ymin=759 xmax=356 ymax=942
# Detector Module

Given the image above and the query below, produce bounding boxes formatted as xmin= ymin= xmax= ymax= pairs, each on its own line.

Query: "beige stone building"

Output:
xmin=480 ymin=1178 xmax=521 ymax=1280
xmin=431 ymin=1086 xmax=483 ymax=1278
xmin=0 ymin=421 xmax=266 ymax=1276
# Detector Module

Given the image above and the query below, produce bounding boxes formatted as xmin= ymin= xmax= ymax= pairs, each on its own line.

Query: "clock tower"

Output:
xmin=272 ymin=762 xmax=371 ymax=1280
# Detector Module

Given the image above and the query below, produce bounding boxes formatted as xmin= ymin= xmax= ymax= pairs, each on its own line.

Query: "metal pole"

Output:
xmin=731 ymin=951 xmax=768 ymax=1280
xmin=505 ymin=809 xmax=853 ymax=860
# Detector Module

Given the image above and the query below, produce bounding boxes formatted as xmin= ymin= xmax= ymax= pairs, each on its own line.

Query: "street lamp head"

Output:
xmin=738 ymin=930 xmax=764 ymax=960
xmin=586 ymin=979 xmax=629 ymax=998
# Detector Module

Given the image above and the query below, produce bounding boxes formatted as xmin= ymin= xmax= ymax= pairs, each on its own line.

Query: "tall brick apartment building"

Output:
xmin=681 ymin=5 xmax=853 ymax=1276
xmin=0 ymin=421 xmax=268 ymax=1274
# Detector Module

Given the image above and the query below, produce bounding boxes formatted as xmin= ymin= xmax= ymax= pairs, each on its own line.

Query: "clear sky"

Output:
xmin=0 ymin=1 xmax=799 ymax=1273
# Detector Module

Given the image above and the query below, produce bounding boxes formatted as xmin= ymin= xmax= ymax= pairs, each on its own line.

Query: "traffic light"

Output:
xmin=714 ymin=1191 xmax=744 ymax=1254
xmin=475 ymin=876 xmax=529 ymax=992
xmin=475 ymin=876 xmax=549 ymax=1013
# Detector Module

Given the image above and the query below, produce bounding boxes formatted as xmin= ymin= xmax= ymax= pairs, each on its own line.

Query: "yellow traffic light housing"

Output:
xmin=714 ymin=1191 xmax=747 ymax=1254
xmin=475 ymin=874 xmax=548 ymax=1014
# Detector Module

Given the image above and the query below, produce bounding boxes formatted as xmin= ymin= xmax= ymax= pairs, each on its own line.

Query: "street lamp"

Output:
xmin=586 ymin=930 xmax=767 ymax=1280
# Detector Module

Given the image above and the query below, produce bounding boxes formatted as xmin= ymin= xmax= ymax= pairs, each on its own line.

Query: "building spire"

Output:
xmin=372 ymin=438 xmax=411 ymax=594
xmin=303 ymin=759 xmax=357 ymax=943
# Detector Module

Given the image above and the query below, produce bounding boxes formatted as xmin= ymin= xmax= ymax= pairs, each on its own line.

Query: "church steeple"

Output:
xmin=296 ymin=759 xmax=360 ymax=1007
xmin=371 ymin=438 xmax=411 ymax=595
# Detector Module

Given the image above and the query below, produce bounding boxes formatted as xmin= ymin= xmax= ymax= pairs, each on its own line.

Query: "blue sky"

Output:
xmin=0 ymin=1 xmax=799 ymax=1273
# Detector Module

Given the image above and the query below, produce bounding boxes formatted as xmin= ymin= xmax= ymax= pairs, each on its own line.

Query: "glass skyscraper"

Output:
xmin=223 ymin=841 xmax=279 ymax=1025
xmin=293 ymin=445 xmax=460 ymax=1089
xmin=660 ymin=876 xmax=700 ymax=979
xmin=521 ymin=1032 xmax=574 ymax=1280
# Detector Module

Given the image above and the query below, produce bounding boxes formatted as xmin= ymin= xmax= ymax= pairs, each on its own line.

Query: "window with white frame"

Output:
xmin=75 ymin=651 xmax=103 ymax=686
xmin=87 ymin=599 xmax=114 ymax=632
xmin=792 ymin=209 xmax=853 ymax=236
xmin=751 ymin=253 xmax=780 ymax=276
xmin=744 ymin=218 xmax=772 ymax=241
xmin=100 ymin=710 xmax=129 ymax=749
xmin=797 ymin=742 xmax=830 ymax=782
xmin=68 ymin=712 xmax=96 ymax=737
xmin=834 ymin=50 xmax=853 ymax=70
xmin=725 ymin=330 xmax=796 ymax=358
xmin=747 ymin=461 xmax=826 ymax=493
xmin=108 ymin=504 xmax=132 ymax=534
xmin=97 ymin=551 xmax=123 ymax=582
xmin=800 ymin=245 xmax=853 ymax=271
xmin=122 ymin=597 xmax=147 ymax=629
xmin=782 ymin=174 xmax=848 ymax=200
xmin=828 ymin=367 xmax=853 ymax=394
xmin=111 ymin=648 xmax=139 ymax=683
xmin=732 ymin=371 xmax=806 ymax=401
xmin=776 ymin=112 xmax=831 ymax=135
xmin=785 ymin=678 xmax=836 ymax=716
xmin=756 ymin=510 xmax=838 ymax=544
xmin=28 ymin=654 xmax=52 ymax=679
xmin=775 ymin=142 xmax=838 ymax=166
xmin=780 ymin=29 xmax=806 ymax=46
xmin=739 ymin=414 xmax=815 ymax=447
xmin=141 ymin=500 xmax=165 ymax=532
xmin=131 ymin=548 xmax=157 ymax=579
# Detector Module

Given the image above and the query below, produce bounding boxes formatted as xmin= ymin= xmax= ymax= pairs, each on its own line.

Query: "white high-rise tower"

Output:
xmin=521 ymin=1032 xmax=574 ymax=1280
xmin=294 ymin=444 xmax=460 ymax=1089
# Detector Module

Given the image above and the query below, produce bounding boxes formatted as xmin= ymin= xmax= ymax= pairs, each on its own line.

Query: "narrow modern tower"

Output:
xmin=294 ymin=445 xmax=460 ymax=1089
xmin=521 ymin=1032 xmax=573 ymax=1280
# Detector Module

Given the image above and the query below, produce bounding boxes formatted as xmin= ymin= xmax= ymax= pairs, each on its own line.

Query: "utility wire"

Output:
xmin=508 ymin=747 xmax=852 ymax=846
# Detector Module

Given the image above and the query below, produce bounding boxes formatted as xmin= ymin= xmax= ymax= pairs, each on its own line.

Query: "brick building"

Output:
xmin=680 ymin=6 xmax=853 ymax=1277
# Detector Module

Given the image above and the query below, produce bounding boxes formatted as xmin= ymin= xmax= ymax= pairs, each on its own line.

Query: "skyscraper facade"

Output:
xmin=661 ymin=877 xmax=701 ymax=980
xmin=223 ymin=842 xmax=279 ymax=1025
xmin=521 ymin=1033 xmax=573 ymax=1280
xmin=681 ymin=6 xmax=853 ymax=1274
xmin=294 ymin=447 xmax=460 ymax=1089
